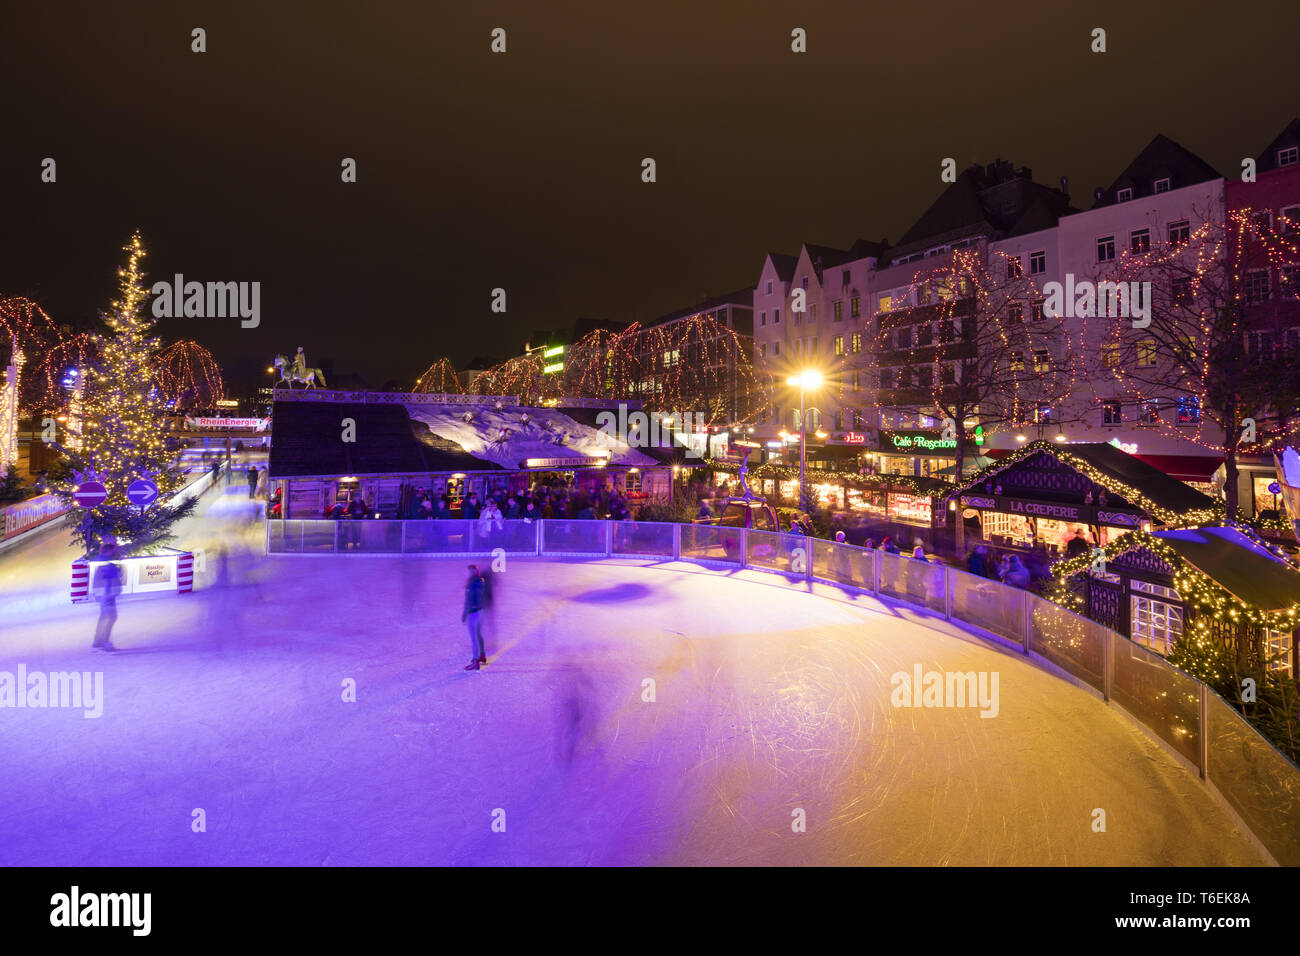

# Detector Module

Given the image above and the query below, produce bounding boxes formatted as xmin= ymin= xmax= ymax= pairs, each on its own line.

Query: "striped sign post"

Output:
xmin=71 ymin=558 xmax=90 ymax=604
xmin=177 ymin=551 xmax=194 ymax=594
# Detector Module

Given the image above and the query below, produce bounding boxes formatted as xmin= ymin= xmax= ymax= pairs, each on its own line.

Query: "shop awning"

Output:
xmin=1132 ymin=453 xmax=1222 ymax=483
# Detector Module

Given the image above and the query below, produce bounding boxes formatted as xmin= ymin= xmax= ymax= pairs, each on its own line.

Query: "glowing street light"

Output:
xmin=786 ymin=369 xmax=824 ymax=512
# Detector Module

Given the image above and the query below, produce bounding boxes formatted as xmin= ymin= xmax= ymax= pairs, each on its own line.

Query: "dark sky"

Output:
xmin=2 ymin=0 xmax=1297 ymax=393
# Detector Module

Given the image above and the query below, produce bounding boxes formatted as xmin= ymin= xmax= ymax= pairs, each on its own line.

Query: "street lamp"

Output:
xmin=786 ymin=370 xmax=824 ymax=513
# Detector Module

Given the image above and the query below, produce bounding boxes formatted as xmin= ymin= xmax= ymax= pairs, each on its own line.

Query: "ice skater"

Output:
xmin=462 ymin=564 xmax=488 ymax=670
xmin=92 ymin=547 xmax=123 ymax=652
xmin=246 ymin=464 xmax=258 ymax=498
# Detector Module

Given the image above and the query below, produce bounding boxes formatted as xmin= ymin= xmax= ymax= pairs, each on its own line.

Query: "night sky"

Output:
xmin=2 ymin=0 xmax=1296 ymax=393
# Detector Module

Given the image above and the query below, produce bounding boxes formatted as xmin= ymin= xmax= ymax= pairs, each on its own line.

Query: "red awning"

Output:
xmin=1132 ymin=453 xmax=1222 ymax=482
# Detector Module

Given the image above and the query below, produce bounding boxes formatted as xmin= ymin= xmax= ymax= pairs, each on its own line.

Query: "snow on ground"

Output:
xmin=406 ymin=404 xmax=657 ymax=469
xmin=0 ymin=471 xmax=1266 ymax=865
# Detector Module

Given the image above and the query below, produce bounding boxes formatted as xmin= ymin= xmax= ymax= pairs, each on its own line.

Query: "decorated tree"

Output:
xmin=153 ymin=340 xmax=224 ymax=410
xmin=58 ymin=233 xmax=197 ymax=556
xmin=412 ymin=357 xmax=465 ymax=394
xmin=873 ymin=246 xmax=1078 ymax=486
xmin=1097 ymin=210 xmax=1300 ymax=520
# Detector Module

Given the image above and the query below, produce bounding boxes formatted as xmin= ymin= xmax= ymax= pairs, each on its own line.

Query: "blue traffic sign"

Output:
xmin=126 ymin=478 xmax=160 ymax=507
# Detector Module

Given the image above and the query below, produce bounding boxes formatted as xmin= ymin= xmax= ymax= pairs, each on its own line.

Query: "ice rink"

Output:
xmin=0 ymin=472 xmax=1266 ymax=865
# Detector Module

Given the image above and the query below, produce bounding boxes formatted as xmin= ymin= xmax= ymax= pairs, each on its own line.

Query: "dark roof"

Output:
xmin=952 ymin=441 xmax=1218 ymax=520
xmin=1152 ymin=526 xmax=1300 ymax=611
xmin=765 ymin=253 xmax=798 ymax=282
xmin=1257 ymin=119 xmax=1300 ymax=173
xmin=650 ymin=287 xmax=755 ymax=326
xmin=269 ymin=400 xmax=503 ymax=478
xmin=884 ymin=162 xmax=1074 ymax=263
xmin=1091 ymin=133 xmax=1221 ymax=209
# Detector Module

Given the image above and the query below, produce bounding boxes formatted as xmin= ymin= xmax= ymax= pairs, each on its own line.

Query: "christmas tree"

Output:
xmin=60 ymin=233 xmax=197 ymax=556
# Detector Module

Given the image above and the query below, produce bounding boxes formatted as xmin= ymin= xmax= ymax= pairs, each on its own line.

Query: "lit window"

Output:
xmin=1137 ymin=339 xmax=1158 ymax=366
xmin=833 ymin=335 xmax=844 ymax=356
xmin=879 ymin=295 xmax=893 ymax=312
xmin=1264 ymin=629 xmax=1293 ymax=676
xmin=1176 ymin=396 xmax=1200 ymax=424
xmin=1131 ymin=583 xmax=1183 ymax=656
xmin=1009 ymin=351 xmax=1025 ymax=372
xmin=1101 ymin=343 xmax=1120 ymax=368
xmin=851 ymin=331 xmax=863 ymax=353
xmin=1033 ymin=349 xmax=1051 ymax=372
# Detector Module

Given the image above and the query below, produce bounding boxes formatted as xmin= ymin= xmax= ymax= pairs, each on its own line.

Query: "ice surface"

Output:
xmin=0 ymin=467 xmax=1266 ymax=865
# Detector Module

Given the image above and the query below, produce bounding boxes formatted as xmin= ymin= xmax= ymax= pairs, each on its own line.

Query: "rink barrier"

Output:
xmin=264 ymin=516 xmax=1300 ymax=865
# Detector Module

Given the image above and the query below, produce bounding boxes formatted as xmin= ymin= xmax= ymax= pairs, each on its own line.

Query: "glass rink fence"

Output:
xmin=266 ymin=516 xmax=1300 ymax=865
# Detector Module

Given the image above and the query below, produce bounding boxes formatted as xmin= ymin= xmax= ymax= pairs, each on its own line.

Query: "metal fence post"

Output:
xmin=401 ymin=521 xmax=407 ymax=554
xmin=805 ymin=538 xmax=813 ymax=582
xmin=944 ymin=567 xmax=953 ymax=620
xmin=1199 ymin=683 xmax=1209 ymax=780
xmin=739 ymin=528 xmax=748 ymax=569
xmin=870 ymin=551 xmax=880 ymax=594
xmin=1103 ymin=627 xmax=1114 ymax=703
xmin=605 ymin=520 xmax=613 ymax=557
xmin=672 ymin=523 xmax=681 ymax=561
xmin=1021 ymin=589 xmax=1032 ymax=655
xmin=537 ymin=519 xmax=545 ymax=555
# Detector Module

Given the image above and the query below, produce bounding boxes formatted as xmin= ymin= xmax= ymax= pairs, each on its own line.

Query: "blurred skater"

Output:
xmin=555 ymin=668 xmax=595 ymax=766
xmin=92 ymin=546 xmax=123 ymax=652
xmin=462 ymin=564 xmax=488 ymax=670
xmin=246 ymin=464 xmax=258 ymax=498
xmin=255 ymin=466 xmax=269 ymax=499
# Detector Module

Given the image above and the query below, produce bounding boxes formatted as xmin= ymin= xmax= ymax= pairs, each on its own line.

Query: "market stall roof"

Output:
xmin=1153 ymin=526 xmax=1300 ymax=612
xmin=951 ymin=440 xmax=1219 ymax=524
xmin=270 ymin=400 xmax=504 ymax=479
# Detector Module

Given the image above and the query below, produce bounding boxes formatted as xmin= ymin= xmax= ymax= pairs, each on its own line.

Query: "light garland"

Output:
xmin=950 ymin=439 xmax=1224 ymax=527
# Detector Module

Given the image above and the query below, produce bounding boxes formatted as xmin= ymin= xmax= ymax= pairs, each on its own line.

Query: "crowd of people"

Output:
xmin=392 ymin=482 xmax=635 ymax=525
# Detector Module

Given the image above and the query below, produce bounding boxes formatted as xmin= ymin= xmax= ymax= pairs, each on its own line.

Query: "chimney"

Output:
xmin=1060 ymin=176 xmax=1069 ymax=199
xmin=1094 ymin=187 xmax=1104 ymax=202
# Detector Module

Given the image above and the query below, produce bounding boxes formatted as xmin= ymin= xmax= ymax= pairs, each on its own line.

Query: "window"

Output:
xmin=1131 ymin=585 xmax=1183 ymax=656
xmin=760 ymin=311 xmax=767 ymax=326
xmin=1175 ymin=396 xmax=1200 ymax=424
xmin=1251 ymin=210 xmax=1273 ymax=233
xmin=1140 ymin=400 xmax=1160 ymax=424
xmin=1102 ymin=401 xmax=1123 ymax=425
xmin=1244 ymin=270 xmax=1271 ymax=303
xmin=1168 ymin=220 xmax=1190 ymax=245
xmin=916 ymin=366 xmax=933 ymax=387
xmin=841 ymin=269 xmax=851 ymax=287
xmin=833 ymin=300 xmax=843 ymax=322
xmin=1007 ymin=257 xmax=1023 ymax=278
xmin=1171 ymin=277 xmax=1192 ymax=305
xmin=898 ymin=368 xmax=911 ymax=388
xmin=1101 ymin=342 xmax=1120 ymax=368
xmin=1153 ymin=178 xmax=1171 ymax=193
xmin=1117 ymin=187 xmax=1133 ymax=202
xmin=1130 ymin=227 xmax=1151 ymax=253
xmin=1008 ymin=351 xmax=1025 ymax=372
xmin=1137 ymin=338 xmax=1157 ymax=366
xmin=717 ymin=307 xmax=727 ymax=322
xmin=809 ymin=303 xmax=818 ymax=322
xmin=810 ymin=337 xmax=818 ymax=354
xmin=1097 ymin=235 xmax=1116 ymax=262
xmin=1030 ymin=250 xmax=1046 ymax=274
xmin=1034 ymin=404 xmax=1052 ymax=423
xmin=879 ymin=367 xmax=895 ymax=389
xmin=1033 ymin=349 xmax=1051 ymax=372
xmin=940 ymin=364 xmax=956 ymax=385
xmin=850 ymin=295 xmax=860 ymax=318
xmin=1007 ymin=303 xmax=1024 ymax=324
xmin=1032 ymin=299 xmax=1047 ymax=322
xmin=851 ymin=331 xmax=863 ymax=353
xmin=772 ymin=341 xmax=780 ymax=355
xmin=833 ymin=335 xmax=844 ymax=356
xmin=916 ymin=322 xmax=932 ymax=346
xmin=896 ymin=326 xmax=912 ymax=349
xmin=774 ymin=307 xmax=781 ymax=324
xmin=765 ymin=280 xmax=773 ymax=295
xmin=1264 ymin=629 xmax=1293 ymax=676
xmin=801 ymin=275 xmax=809 ymax=290
xmin=1278 ymin=146 xmax=1299 ymax=168
xmin=1281 ymin=205 xmax=1300 ymax=232
xmin=1283 ymin=265 xmax=1300 ymax=289
xmin=851 ymin=371 xmax=861 ymax=392
xmin=878 ymin=294 xmax=893 ymax=313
